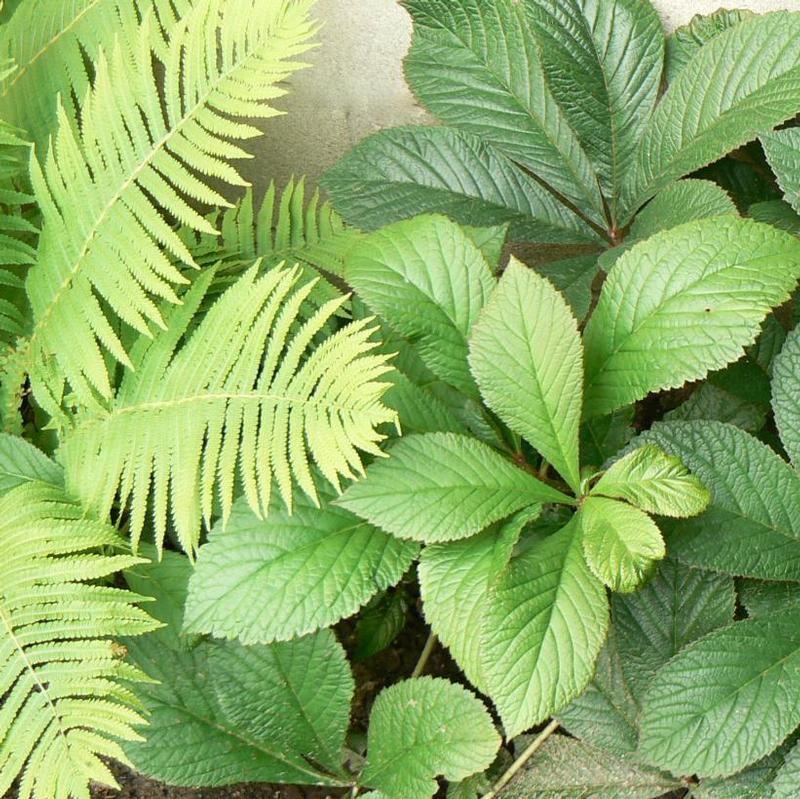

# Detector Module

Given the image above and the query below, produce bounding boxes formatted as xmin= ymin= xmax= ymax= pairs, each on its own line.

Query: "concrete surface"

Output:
xmin=249 ymin=0 xmax=800 ymax=189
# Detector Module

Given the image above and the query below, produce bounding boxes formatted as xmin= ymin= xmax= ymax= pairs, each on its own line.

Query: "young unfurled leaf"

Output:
xmin=183 ymin=492 xmax=417 ymax=644
xmin=580 ymin=496 xmax=665 ymax=593
xmin=469 ymin=259 xmax=583 ymax=492
xmin=345 ymin=214 xmax=495 ymax=397
xmin=361 ymin=677 xmax=500 ymax=799
xmin=622 ymin=11 xmax=800 ymax=218
xmin=639 ymin=608 xmax=800 ymax=778
xmin=638 ymin=421 xmax=800 ymax=580
xmin=591 ymin=444 xmax=710 ymax=518
xmin=482 ymin=516 xmax=609 ymax=737
xmin=772 ymin=325 xmax=800 ymax=466
xmin=762 ymin=128 xmax=800 ymax=215
xmin=583 ymin=217 xmax=800 ymax=419
xmin=337 ymin=433 xmax=569 ymax=543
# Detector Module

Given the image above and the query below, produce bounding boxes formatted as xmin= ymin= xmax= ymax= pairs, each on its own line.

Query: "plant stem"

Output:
xmin=538 ymin=460 xmax=550 ymax=480
xmin=350 ymin=785 xmax=361 ymax=798
xmin=411 ymin=631 xmax=437 ymax=678
xmin=483 ymin=719 xmax=560 ymax=798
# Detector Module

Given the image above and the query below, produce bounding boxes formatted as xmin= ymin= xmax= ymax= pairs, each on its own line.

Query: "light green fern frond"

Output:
xmin=60 ymin=263 xmax=397 ymax=556
xmin=0 ymin=480 xmax=159 ymax=799
xmin=23 ymin=0 xmax=317 ymax=414
xmin=0 ymin=0 xmax=193 ymax=148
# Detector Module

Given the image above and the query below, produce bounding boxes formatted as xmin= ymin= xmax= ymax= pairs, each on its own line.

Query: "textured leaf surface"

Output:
xmin=338 ymin=433 xmax=567 ymax=543
xmin=665 ymin=382 xmax=766 ymax=434
xmin=321 ymin=126 xmax=598 ymax=243
xmin=580 ymin=497 xmax=665 ymax=593
xmin=772 ymin=740 xmax=800 ymax=799
xmin=0 ymin=433 xmax=61 ymax=493
xmin=773 ymin=325 xmax=800 ymax=465
xmin=639 ymin=608 xmax=800 ymax=778
xmin=583 ymin=217 xmax=800 ymax=418
xmin=126 ymin=554 xmax=353 ymax=787
xmin=763 ymin=128 xmax=800 ymax=215
xmin=738 ymin=579 xmax=800 ymax=619
xmin=630 ymin=179 xmax=737 ymax=240
xmin=362 ymin=677 xmax=500 ymax=799
xmin=355 ymin=591 xmax=409 ymax=661
xmin=558 ymin=630 xmax=639 ymax=756
xmin=501 ymin=736 xmax=678 ymax=799
xmin=524 ymin=0 xmax=664 ymax=217
xmin=638 ymin=422 xmax=800 ymax=580
xmin=418 ymin=510 xmax=535 ymax=692
xmin=536 ymin=255 xmax=600 ymax=322
xmin=691 ymin=746 xmax=788 ymax=799
xmin=469 ymin=259 xmax=583 ymax=491
xmin=403 ymin=0 xmax=603 ymax=219
xmin=580 ymin=408 xmax=635 ymax=469
xmin=612 ymin=558 xmax=735 ymax=701
xmin=592 ymin=444 xmax=710 ymax=517
xmin=482 ymin=516 xmax=609 ymax=737
xmin=345 ymin=215 xmax=494 ymax=397
xmin=184 ymin=493 xmax=417 ymax=644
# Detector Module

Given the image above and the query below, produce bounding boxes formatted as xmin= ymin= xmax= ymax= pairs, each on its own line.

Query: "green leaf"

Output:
xmin=355 ymin=590 xmax=410 ymax=660
xmin=418 ymin=509 xmax=536 ymax=692
xmin=0 ymin=433 xmax=61 ymax=493
xmin=337 ymin=433 xmax=569 ymax=543
xmin=183 ymin=492 xmax=417 ymax=644
xmin=630 ymin=179 xmax=737 ymax=240
xmin=772 ymin=740 xmax=800 ymax=799
xmin=591 ymin=444 xmax=710 ymax=518
xmin=773 ymin=325 xmax=800 ymax=465
xmin=361 ymin=677 xmax=500 ymax=799
xmin=535 ymin=255 xmax=600 ymax=322
xmin=622 ymin=11 xmax=800 ymax=219
xmin=639 ymin=608 xmax=800 ymax=778
xmin=665 ymin=9 xmax=752 ymax=84
xmin=403 ymin=0 xmax=604 ymax=220
xmin=580 ymin=408 xmax=636 ymax=470
xmin=665 ymin=382 xmax=767 ymax=434
xmin=345 ymin=214 xmax=494 ymax=397
xmin=583 ymin=217 xmax=800 ymax=418
xmin=638 ymin=421 xmax=800 ymax=580
xmin=469 ymin=259 xmax=583 ymax=491
xmin=693 ymin=745 xmax=790 ymax=799
xmin=749 ymin=200 xmax=800 ymax=235
xmin=499 ymin=735 xmax=679 ymax=799
xmin=321 ymin=127 xmax=599 ymax=244
xmin=612 ymin=558 xmax=735 ymax=702
xmin=464 ymin=223 xmax=508 ymax=270
xmin=125 ymin=554 xmax=353 ymax=787
xmin=579 ymin=496 xmax=665 ymax=593
xmin=763 ymin=127 xmax=800 ymax=215
xmin=482 ymin=515 xmax=609 ymax=737
xmin=524 ymin=0 xmax=664 ymax=218
xmin=383 ymin=370 xmax=467 ymax=435
xmin=558 ymin=629 xmax=639 ymax=756
xmin=739 ymin=578 xmax=800 ymax=620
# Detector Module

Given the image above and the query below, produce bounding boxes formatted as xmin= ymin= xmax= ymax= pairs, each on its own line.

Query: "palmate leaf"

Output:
xmin=482 ymin=515 xmax=609 ymax=738
xmin=762 ymin=127 xmax=800 ymax=216
xmin=523 ymin=0 xmax=664 ymax=222
xmin=0 ymin=480 xmax=159 ymax=799
xmin=621 ymin=11 xmax=800 ymax=220
xmin=403 ymin=0 xmax=605 ymax=222
xmin=337 ymin=433 xmax=570 ymax=543
xmin=60 ymin=264 xmax=396 ymax=556
xmin=583 ymin=217 xmax=800 ymax=419
xmin=361 ymin=677 xmax=501 ymax=799
xmin=124 ymin=552 xmax=353 ymax=788
xmin=772 ymin=741 xmax=800 ymax=799
xmin=320 ymin=126 xmax=600 ymax=245
xmin=469 ymin=259 xmax=583 ymax=493
xmin=639 ymin=608 xmax=800 ymax=778
xmin=183 ymin=491 xmax=417 ymax=644
xmin=638 ymin=421 xmax=800 ymax=581
xmin=24 ymin=0 xmax=318 ymax=411
xmin=772 ymin=324 xmax=800 ymax=465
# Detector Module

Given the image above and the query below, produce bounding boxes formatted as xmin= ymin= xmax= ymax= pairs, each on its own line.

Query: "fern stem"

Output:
xmin=483 ymin=719 xmax=560 ymax=799
xmin=410 ymin=631 xmax=437 ymax=679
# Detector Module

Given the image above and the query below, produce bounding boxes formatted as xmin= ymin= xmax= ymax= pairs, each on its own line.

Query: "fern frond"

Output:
xmin=60 ymin=263 xmax=398 ymax=556
xmin=0 ymin=480 xmax=159 ymax=799
xmin=0 ymin=0 xmax=192 ymax=148
xmin=24 ymin=0 xmax=317 ymax=413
